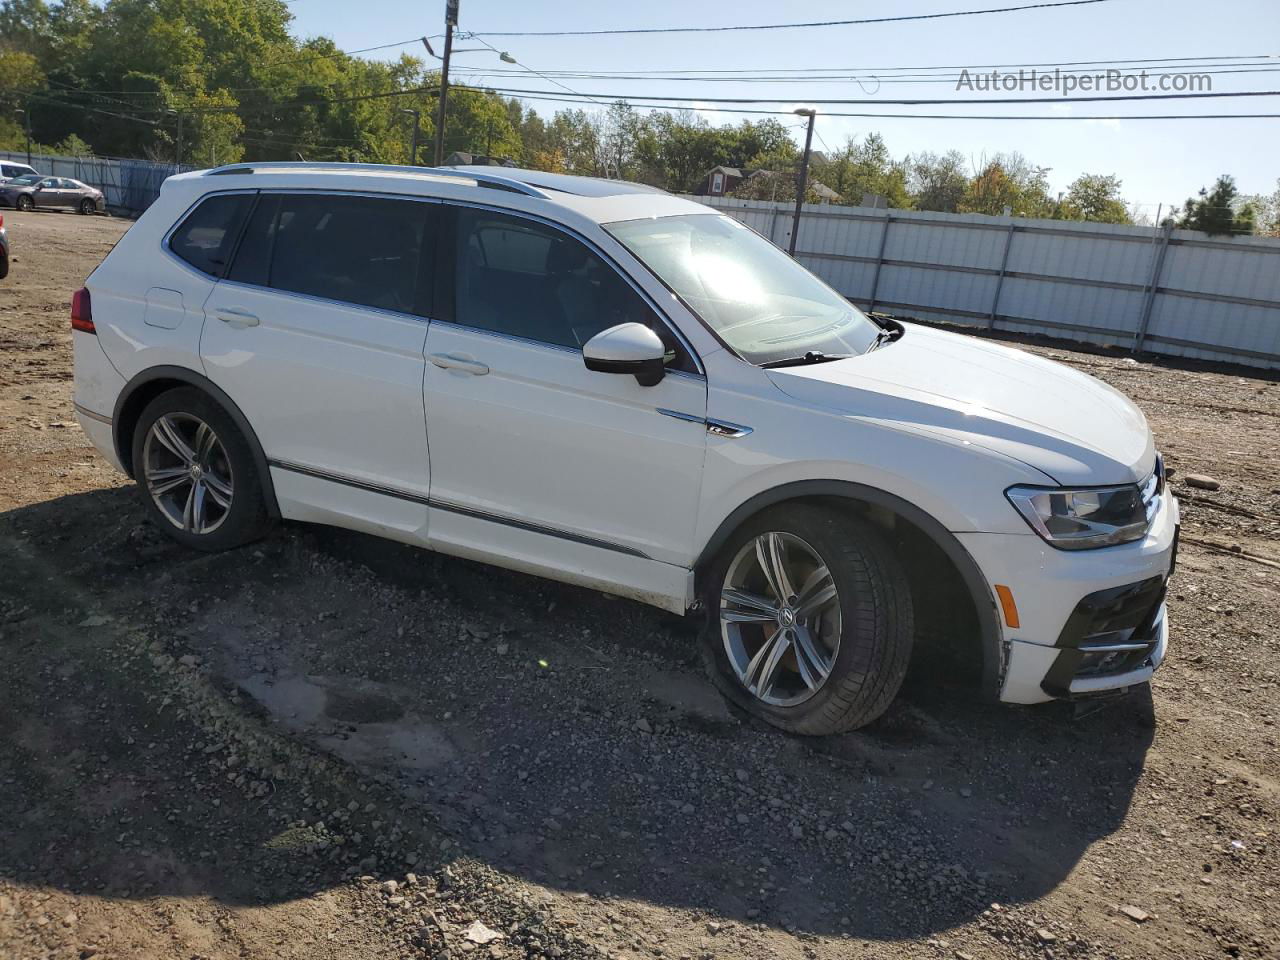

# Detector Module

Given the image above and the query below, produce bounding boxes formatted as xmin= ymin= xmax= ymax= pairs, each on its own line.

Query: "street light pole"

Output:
xmin=432 ymin=0 xmax=458 ymax=166
xmin=789 ymin=108 xmax=816 ymax=257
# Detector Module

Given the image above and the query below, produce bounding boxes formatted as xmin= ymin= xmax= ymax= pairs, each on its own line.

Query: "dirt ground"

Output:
xmin=1 ymin=209 xmax=1278 ymax=960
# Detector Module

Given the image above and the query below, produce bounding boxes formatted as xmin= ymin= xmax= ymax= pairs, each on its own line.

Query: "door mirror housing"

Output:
xmin=582 ymin=322 xmax=667 ymax=387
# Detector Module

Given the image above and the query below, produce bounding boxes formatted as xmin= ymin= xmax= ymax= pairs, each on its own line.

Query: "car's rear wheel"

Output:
xmin=16 ymin=195 xmax=33 ymax=212
xmin=132 ymin=388 xmax=272 ymax=552
xmin=79 ymin=198 xmax=96 ymax=215
xmin=701 ymin=503 xmax=914 ymax=735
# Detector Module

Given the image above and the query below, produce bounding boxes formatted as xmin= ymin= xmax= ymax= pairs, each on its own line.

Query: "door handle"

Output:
xmin=430 ymin=353 xmax=489 ymax=376
xmin=215 ymin=308 xmax=260 ymax=328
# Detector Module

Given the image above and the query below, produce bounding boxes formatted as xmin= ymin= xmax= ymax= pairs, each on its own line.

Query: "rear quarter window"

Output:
xmin=168 ymin=193 xmax=254 ymax=278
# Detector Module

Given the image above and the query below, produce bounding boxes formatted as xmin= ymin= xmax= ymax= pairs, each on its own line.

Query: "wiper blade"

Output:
xmin=759 ymin=351 xmax=852 ymax=369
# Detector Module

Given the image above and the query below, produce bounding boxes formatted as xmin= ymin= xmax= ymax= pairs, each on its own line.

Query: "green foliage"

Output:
xmin=53 ymin=130 xmax=91 ymax=154
xmin=960 ymin=153 xmax=1054 ymax=218
xmin=810 ymin=134 xmax=907 ymax=208
xmin=905 ymin=150 xmax=968 ymax=213
xmin=1060 ymin=173 xmax=1132 ymax=224
xmin=1178 ymin=175 xmax=1256 ymax=236
xmin=0 ymin=0 xmax=1258 ymax=231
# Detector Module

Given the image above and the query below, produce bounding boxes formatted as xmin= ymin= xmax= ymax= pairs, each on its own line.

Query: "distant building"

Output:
xmin=444 ymin=152 xmax=517 ymax=167
xmin=695 ymin=165 xmax=745 ymax=197
xmin=707 ymin=167 xmax=840 ymax=204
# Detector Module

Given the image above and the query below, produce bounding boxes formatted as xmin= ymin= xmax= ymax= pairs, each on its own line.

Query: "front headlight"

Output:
xmin=1005 ymin=484 xmax=1149 ymax=549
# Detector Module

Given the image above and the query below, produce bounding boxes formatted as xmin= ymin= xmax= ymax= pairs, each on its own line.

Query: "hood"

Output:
xmin=766 ymin=323 xmax=1154 ymax=486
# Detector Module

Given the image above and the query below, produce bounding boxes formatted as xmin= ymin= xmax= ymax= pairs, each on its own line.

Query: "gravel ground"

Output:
xmin=1 ymin=209 xmax=1278 ymax=960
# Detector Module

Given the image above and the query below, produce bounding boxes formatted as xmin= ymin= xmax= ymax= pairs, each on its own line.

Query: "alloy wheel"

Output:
xmin=718 ymin=531 xmax=841 ymax=707
xmin=142 ymin=413 xmax=234 ymax=534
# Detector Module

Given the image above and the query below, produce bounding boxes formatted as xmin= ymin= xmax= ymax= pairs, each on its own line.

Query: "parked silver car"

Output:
xmin=0 ymin=175 xmax=104 ymax=214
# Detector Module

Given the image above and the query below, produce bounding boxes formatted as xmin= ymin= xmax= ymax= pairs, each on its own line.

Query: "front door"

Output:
xmin=200 ymin=191 xmax=438 ymax=538
xmin=423 ymin=206 xmax=708 ymax=569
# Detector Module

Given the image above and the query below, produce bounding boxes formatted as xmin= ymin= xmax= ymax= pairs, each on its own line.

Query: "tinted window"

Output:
xmin=226 ymin=195 xmax=277 ymax=288
xmin=454 ymin=208 xmax=691 ymax=368
xmin=169 ymin=193 xmax=253 ymax=277
xmin=238 ymin=194 xmax=430 ymax=315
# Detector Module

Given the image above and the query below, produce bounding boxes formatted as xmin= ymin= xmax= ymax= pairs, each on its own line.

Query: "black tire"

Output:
xmin=16 ymin=195 xmax=33 ymax=212
xmin=700 ymin=503 xmax=914 ymax=735
xmin=79 ymin=198 xmax=96 ymax=215
xmin=0 ymin=250 xmax=8 ymax=281
xmin=132 ymin=387 xmax=272 ymax=552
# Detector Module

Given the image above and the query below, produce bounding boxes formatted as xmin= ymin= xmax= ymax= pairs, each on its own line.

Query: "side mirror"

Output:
xmin=582 ymin=322 xmax=667 ymax=387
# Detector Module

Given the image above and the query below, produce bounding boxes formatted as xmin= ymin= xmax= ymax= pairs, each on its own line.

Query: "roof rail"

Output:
xmin=204 ymin=161 xmax=547 ymax=198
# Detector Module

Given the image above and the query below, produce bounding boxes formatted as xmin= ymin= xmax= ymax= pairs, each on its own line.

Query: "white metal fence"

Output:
xmin=1 ymin=151 xmax=189 ymax=215
xmin=685 ymin=194 xmax=1280 ymax=370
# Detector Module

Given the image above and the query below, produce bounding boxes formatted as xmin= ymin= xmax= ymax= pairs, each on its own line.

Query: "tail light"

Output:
xmin=71 ymin=287 xmax=95 ymax=334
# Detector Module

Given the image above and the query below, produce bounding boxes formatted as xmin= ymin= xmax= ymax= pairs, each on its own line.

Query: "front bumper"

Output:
xmin=957 ymin=488 xmax=1178 ymax=704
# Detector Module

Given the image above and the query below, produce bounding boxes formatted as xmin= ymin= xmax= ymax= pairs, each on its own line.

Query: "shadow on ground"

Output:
xmin=0 ymin=487 xmax=1154 ymax=941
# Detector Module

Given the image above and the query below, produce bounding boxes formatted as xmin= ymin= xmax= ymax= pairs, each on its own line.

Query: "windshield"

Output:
xmin=605 ymin=213 xmax=881 ymax=365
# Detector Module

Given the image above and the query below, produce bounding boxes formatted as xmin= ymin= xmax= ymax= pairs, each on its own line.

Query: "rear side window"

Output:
xmin=168 ymin=194 xmax=253 ymax=278
xmin=226 ymin=193 xmax=433 ymax=315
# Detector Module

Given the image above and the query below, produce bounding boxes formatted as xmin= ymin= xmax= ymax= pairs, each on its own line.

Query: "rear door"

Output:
xmin=201 ymin=191 xmax=439 ymax=539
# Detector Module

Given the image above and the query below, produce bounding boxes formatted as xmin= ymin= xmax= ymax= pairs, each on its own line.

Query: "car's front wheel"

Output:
xmin=701 ymin=504 xmax=914 ymax=735
xmin=16 ymin=195 xmax=33 ymax=212
xmin=79 ymin=198 xmax=96 ymax=215
xmin=132 ymin=388 xmax=272 ymax=552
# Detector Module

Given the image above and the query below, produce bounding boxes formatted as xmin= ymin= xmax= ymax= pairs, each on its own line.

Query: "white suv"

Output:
xmin=71 ymin=163 xmax=1178 ymax=734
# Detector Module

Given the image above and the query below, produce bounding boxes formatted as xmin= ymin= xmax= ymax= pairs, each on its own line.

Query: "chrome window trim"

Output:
xmin=441 ymin=198 xmax=705 ymax=377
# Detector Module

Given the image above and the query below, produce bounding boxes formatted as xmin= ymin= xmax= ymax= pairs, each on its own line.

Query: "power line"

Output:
xmin=452 ymin=52 xmax=1280 ymax=77
xmin=472 ymin=0 xmax=1118 ymax=37
xmin=447 ymin=63 xmax=1280 ymax=85
xmin=452 ymin=84 xmax=1280 ymax=106
xmin=481 ymin=86 xmax=1280 ymax=121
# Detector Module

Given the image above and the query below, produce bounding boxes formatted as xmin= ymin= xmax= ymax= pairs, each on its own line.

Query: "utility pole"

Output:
xmin=433 ymin=0 xmax=458 ymax=166
xmin=789 ymin=108 xmax=816 ymax=257
xmin=401 ymin=108 xmax=421 ymax=164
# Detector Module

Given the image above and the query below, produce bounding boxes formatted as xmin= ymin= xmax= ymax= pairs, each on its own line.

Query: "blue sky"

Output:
xmin=285 ymin=0 xmax=1280 ymax=216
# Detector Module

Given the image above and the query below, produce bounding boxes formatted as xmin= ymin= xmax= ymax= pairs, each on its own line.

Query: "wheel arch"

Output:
xmin=694 ymin=480 xmax=1004 ymax=700
xmin=112 ymin=365 xmax=281 ymax=518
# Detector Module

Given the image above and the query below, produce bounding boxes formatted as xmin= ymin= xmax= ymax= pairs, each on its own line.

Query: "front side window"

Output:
xmin=606 ymin=213 xmax=881 ymax=366
xmin=452 ymin=208 xmax=693 ymax=370
xmin=168 ymin=193 xmax=254 ymax=277
xmin=227 ymin=193 xmax=432 ymax=315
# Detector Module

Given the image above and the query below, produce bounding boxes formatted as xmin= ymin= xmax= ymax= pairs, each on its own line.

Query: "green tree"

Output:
xmin=811 ymin=134 xmax=908 ymax=207
xmin=1060 ymin=173 xmax=1132 ymax=224
xmin=1178 ymin=175 xmax=1256 ymax=236
xmin=906 ymin=150 xmax=968 ymax=212
xmin=960 ymin=154 xmax=1054 ymax=217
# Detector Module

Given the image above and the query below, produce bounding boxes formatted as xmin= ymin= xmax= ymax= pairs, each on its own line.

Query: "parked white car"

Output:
xmin=71 ymin=163 xmax=1178 ymax=734
xmin=0 ymin=161 xmax=38 ymax=183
